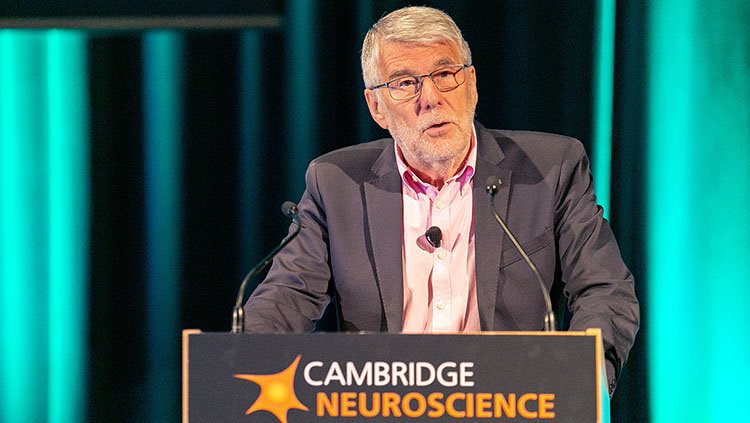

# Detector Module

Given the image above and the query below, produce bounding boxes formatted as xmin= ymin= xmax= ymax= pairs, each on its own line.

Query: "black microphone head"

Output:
xmin=425 ymin=226 xmax=442 ymax=248
xmin=485 ymin=176 xmax=501 ymax=196
xmin=281 ymin=201 xmax=298 ymax=218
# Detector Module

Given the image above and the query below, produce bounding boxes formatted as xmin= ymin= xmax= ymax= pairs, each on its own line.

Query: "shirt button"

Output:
xmin=436 ymin=201 xmax=445 ymax=209
xmin=437 ymin=251 xmax=446 ymax=260
xmin=436 ymin=301 xmax=446 ymax=310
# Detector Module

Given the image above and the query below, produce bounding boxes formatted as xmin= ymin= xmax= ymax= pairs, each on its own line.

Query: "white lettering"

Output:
xmin=416 ymin=362 xmax=435 ymax=386
xmin=374 ymin=362 xmax=389 ymax=386
xmin=302 ymin=360 xmax=475 ymax=388
xmin=346 ymin=361 xmax=372 ymax=385
xmin=392 ymin=362 xmax=408 ymax=386
xmin=323 ymin=362 xmax=345 ymax=386
xmin=437 ymin=362 xmax=458 ymax=387
xmin=459 ymin=362 xmax=475 ymax=387
xmin=303 ymin=361 xmax=323 ymax=386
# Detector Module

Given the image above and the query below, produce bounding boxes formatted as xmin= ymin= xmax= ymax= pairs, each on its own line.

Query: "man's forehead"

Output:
xmin=378 ymin=41 xmax=461 ymax=77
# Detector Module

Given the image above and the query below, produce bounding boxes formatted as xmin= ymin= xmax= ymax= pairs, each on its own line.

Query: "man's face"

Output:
xmin=364 ymin=41 xmax=478 ymax=171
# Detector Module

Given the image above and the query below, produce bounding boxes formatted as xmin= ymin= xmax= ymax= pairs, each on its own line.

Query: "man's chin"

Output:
xmin=415 ymin=143 xmax=468 ymax=163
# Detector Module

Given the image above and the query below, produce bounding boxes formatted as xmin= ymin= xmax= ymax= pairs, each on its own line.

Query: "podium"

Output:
xmin=183 ymin=329 xmax=609 ymax=422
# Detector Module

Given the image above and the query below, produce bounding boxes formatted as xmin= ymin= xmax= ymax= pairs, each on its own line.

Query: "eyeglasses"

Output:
xmin=368 ymin=64 xmax=470 ymax=101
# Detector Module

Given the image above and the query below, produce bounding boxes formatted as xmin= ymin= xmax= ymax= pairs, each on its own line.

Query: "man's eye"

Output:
xmin=395 ymin=78 xmax=418 ymax=89
xmin=433 ymin=70 xmax=453 ymax=79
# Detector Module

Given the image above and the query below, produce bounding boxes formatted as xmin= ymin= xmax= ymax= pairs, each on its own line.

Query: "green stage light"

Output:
xmin=647 ymin=2 xmax=750 ymax=421
xmin=47 ymin=30 xmax=89 ymax=423
xmin=239 ymin=30 xmax=264 ymax=266
xmin=286 ymin=0 xmax=318 ymax=197
xmin=143 ymin=30 xmax=184 ymax=423
xmin=592 ymin=0 xmax=616 ymax=219
xmin=0 ymin=31 xmax=48 ymax=423
xmin=0 ymin=30 xmax=89 ymax=423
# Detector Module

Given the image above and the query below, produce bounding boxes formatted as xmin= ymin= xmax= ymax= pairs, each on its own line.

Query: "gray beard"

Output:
xmin=387 ymin=106 xmax=476 ymax=178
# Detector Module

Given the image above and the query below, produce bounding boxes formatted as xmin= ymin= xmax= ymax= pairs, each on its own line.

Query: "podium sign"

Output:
xmin=183 ymin=330 xmax=607 ymax=422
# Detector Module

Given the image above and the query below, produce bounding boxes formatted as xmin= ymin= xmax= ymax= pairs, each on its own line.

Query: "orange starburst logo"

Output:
xmin=233 ymin=355 xmax=309 ymax=423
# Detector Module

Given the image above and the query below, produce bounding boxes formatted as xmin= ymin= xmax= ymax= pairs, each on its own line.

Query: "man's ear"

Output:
xmin=364 ymin=89 xmax=389 ymax=129
xmin=467 ymin=66 xmax=478 ymax=107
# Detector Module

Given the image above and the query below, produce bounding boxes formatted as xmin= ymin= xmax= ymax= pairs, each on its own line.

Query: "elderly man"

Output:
xmin=244 ymin=6 xmax=639 ymax=396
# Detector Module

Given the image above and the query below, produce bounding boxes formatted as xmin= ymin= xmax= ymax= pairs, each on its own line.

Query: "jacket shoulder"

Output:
xmin=491 ymin=129 xmax=584 ymax=156
xmin=313 ymin=138 xmax=392 ymax=167
xmin=309 ymin=138 xmax=394 ymax=183
xmin=480 ymin=128 xmax=587 ymax=168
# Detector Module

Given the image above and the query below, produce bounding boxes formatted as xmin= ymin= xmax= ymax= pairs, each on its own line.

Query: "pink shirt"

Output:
xmin=397 ymin=127 xmax=481 ymax=333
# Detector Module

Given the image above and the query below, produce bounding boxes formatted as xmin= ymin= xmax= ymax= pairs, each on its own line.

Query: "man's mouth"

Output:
xmin=422 ymin=121 xmax=452 ymax=135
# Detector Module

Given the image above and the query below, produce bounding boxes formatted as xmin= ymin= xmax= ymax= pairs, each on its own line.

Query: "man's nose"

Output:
xmin=417 ymin=76 xmax=443 ymax=108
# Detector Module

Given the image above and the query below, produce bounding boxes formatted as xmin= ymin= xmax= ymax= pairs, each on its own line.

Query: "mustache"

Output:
xmin=416 ymin=112 xmax=453 ymax=132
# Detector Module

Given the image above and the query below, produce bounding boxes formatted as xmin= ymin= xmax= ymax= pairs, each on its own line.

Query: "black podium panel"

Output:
xmin=183 ymin=331 xmax=606 ymax=422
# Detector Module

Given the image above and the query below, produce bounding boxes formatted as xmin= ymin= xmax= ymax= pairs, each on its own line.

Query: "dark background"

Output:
xmin=6 ymin=1 xmax=649 ymax=421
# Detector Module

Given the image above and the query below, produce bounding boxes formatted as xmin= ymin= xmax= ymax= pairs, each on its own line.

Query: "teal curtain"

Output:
xmin=0 ymin=30 xmax=89 ymax=423
xmin=647 ymin=1 xmax=750 ymax=421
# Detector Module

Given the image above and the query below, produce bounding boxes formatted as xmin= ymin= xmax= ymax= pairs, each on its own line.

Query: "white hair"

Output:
xmin=361 ymin=6 xmax=472 ymax=88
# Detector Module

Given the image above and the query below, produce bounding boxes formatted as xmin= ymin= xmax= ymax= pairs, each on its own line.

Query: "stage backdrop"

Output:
xmin=1 ymin=1 xmax=749 ymax=422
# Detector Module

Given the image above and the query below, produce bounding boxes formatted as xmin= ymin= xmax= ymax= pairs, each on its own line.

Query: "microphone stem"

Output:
xmin=231 ymin=217 xmax=302 ymax=333
xmin=489 ymin=194 xmax=556 ymax=332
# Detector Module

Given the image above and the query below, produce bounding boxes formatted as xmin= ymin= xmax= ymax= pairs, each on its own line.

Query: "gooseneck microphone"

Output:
xmin=485 ymin=176 xmax=556 ymax=332
xmin=425 ymin=226 xmax=442 ymax=248
xmin=231 ymin=201 xmax=302 ymax=333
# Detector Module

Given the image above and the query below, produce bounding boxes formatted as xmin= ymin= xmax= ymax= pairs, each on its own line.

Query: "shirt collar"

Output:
xmin=395 ymin=124 xmax=477 ymax=196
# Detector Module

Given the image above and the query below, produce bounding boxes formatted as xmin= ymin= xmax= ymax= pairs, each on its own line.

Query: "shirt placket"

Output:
xmin=431 ymin=184 xmax=452 ymax=332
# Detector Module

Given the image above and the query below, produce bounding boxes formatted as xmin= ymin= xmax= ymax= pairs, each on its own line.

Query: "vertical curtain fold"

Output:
xmin=0 ymin=30 xmax=89 ymax=423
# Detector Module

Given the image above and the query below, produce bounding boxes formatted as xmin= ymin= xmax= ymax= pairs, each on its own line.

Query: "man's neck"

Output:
xmin=400 ymin=140 xmax=472 ymax=190
xmin=407 ymin=160 xmax=460 ymax=190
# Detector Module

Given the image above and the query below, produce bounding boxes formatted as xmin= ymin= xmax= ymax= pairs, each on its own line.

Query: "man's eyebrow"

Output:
xmin=386 ymin=69 xmax=416 ymax=81
xmin=434 ymin=58 xmax=456 ymax=66
xmin=385 ymin=59 xmax=459 ymax=81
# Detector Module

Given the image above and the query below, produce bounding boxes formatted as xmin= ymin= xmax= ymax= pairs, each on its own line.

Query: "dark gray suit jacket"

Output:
xmin=244 ymin=121 xmax=639 ymax=393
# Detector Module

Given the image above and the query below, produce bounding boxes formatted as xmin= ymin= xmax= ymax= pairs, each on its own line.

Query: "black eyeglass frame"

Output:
xmin=367 ymin=63 xmax=472 ymax=101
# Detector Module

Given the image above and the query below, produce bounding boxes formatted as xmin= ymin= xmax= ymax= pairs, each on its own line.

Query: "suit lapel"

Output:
xmin=364 ymin=143 xmax=404 ymax=333
xmin=473 ymin=123 xmax=510 ymax=330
